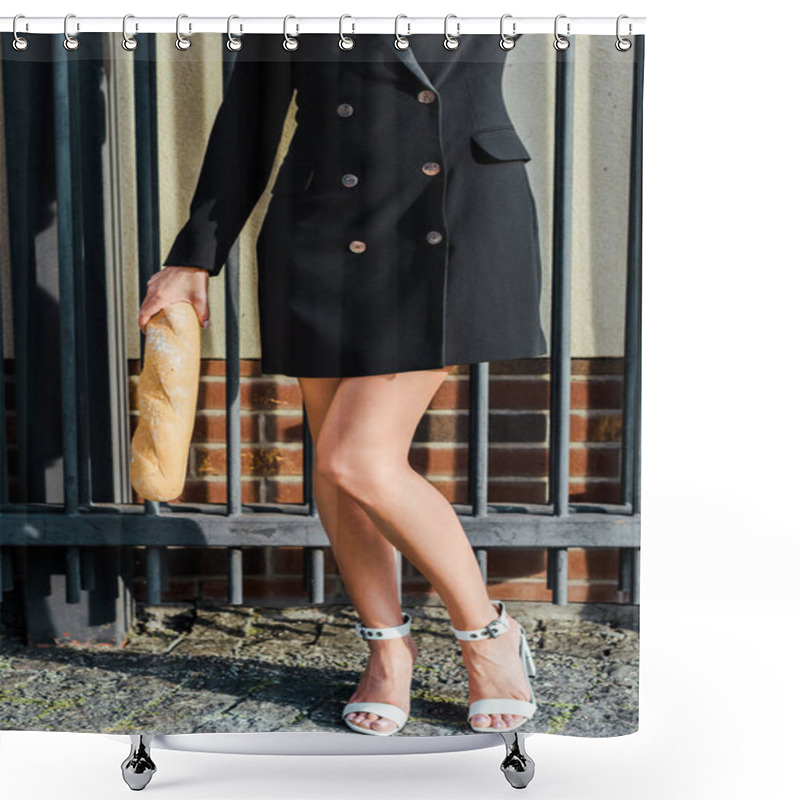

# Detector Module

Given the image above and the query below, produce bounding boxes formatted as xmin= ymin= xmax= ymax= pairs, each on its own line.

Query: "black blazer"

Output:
xmin=163 ymin=34 xmax=547 ymax=378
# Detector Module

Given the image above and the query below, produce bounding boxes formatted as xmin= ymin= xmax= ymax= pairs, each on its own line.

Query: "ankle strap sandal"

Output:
xmin=342 ymin=611 xmax=413 ymax=736
xmin=450 ymin=601 xmax=537 ymax=733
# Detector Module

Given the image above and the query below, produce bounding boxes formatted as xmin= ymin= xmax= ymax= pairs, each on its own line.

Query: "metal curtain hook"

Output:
xmin=121 ymin=14 xmax=138 ymax=51
xmin=339 ymin=14 xmax=355 ymax=50
xmin=227 ymin=15 xmax=243 ymax=51
xmin=615 ymin=14 xmax=632 ymax=51
xmin=444 ymin=13 xmax=460 ymax=50
xmin=12 ymin=14 xmax=29 ymax=51
xmin=283 ymin=15 xmax=299 ymax=51
xmin=553 ymin=14 xmax=570 ymax=51
xmin=500 ymin=14 xmax=517 ymax=50
xmin=394 ymin=14 xmax=411 ymax=50
xmin=64 ymin=13 xmax=79 ymax=50
xmin=175 ymin=14 xmax=191 ymax=50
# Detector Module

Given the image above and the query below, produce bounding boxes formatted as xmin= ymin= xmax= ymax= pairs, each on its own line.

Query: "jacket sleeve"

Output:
xmin=162 ymin=40 xmax=293 ymax=277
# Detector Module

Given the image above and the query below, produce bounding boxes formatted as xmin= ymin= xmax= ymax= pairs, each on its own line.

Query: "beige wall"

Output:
xmin=1 ymin=34 xmax=635 ymax=361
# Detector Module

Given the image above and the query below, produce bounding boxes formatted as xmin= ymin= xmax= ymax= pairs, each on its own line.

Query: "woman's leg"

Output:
xmin=313 ymin=368 xmax=533 ymax=730
xmin=297 ymin=376 xmax=418 ymax=734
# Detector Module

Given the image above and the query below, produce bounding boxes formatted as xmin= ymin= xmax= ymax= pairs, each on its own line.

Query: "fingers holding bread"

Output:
xmin=139 ymin=266 xmax=210 ymax=334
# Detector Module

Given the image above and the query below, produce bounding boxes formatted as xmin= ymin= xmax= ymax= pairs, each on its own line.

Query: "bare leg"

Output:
xmin=312 ymin=368 xmax=532 ymax=730
xmin=298 ymin=376 xmax=417 ymax=734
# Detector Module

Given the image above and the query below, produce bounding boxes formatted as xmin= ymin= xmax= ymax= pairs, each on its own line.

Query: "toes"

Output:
xmin=346 ymin=711 xmax=396 ymax=732
xmin=470 ymin=714 xmax=491 ymax=728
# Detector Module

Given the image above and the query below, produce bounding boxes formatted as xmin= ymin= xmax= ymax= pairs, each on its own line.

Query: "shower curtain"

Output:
xmin=0 ymin=18 xmax=642 ymax=777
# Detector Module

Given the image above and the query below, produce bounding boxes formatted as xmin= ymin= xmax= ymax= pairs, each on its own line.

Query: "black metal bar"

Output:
xmin=65 ymin=545 xmax=81 ymax=604
xmin=550 ymin=546 xmax=569 ymax=605
xmin=80 ymin=546 xmax=96 ymax=592
xmin=228 ymin=547 xmax=243 ymax=604
xmin=621 ymin=34 xmax=644 ymax=516
xmin=134 ymin=35 xmax=162 ymax=523
xmin=0 ymin=245 xmax=8 ymax=508
xmin=2 ymin=510 xmax=640 ymax=547
xmin=146 ymin=545 xmax=162 ymax=605
xmin=617 ymin=546 xmax=632 ymax=593
xmin=469 ymin=362 xmax=489 ymax=516
xmin=303 ymin=406 xmax=316 ymax=516
xmin=52 ymin=37 xmax=80 ymax=514
xmin=221 ymin=40 xmax=243 ymax=516
xmin=548 ymin=36 xmax=575 ymax=520
xmin=307 ymin=547 xmax=325 ymax=604
xmin=474 ymin=548 xmax=488 ymax=584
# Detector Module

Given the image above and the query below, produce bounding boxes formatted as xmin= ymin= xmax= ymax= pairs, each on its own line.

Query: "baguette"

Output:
xmin=130 ymin=301 xmax=202 ymax=501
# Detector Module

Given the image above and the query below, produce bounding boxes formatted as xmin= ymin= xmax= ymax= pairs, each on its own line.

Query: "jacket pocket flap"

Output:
xmin=470 ymin=126 xmax=532 ymax=163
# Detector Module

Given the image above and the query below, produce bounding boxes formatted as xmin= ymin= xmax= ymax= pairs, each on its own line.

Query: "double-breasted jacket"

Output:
xmin=163 ymin=33 xmax=548 ymax=377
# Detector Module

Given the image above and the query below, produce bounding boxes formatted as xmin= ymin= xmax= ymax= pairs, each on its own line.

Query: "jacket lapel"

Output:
xmin=379 ymin=34 xmax=438 ymax=95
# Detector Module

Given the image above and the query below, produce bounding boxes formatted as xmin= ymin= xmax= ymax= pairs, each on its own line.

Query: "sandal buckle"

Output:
xmin=486 ymin=620 xmax=503 ymax=638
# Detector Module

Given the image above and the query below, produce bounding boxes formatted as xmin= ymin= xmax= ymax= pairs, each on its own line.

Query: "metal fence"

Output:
xmin=0 ymin=34 xmax=642 ymax=644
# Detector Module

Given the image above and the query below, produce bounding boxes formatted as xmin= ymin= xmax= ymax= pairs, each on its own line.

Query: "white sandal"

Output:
xmin=341 ymin=611 xmax=413 ymax=736
xmin=450 ymin=601 xmax=537 ymax=733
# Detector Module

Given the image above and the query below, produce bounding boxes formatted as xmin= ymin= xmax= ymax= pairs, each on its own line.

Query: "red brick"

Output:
xmin=200 ymin=377 xmax=303 ymax=411
xmin=266 ymin=480 xmax=304 ymax=504
xmin=488 ymin=447 xmax=549 ymax=477
xmin=174 ymin=478 xmax=264 ymax=505
xmin=487 ymin=581 xmax=552 ymax=602
xmin=489 ymin=358 xmax=549 ymax=376
xmin=264 ymin=412 xmax=305 ymax=443
xmin=201 ymin=359 xmax=263 ymax=377
xmin=273 ymin=546 xmax=304 ymax=575
xmin=568 ymin=480 xmax=622 ymax=504
xmin=570 ymin=378 xmax=624 ymax=410
xmin=426 ymin=477 xmax=469 ymax=505
xmin=488 ymin=548 xmax=548 ymax=579
xmin=489 ymin=379 xmax=550 ymax=410
xmin=487 ymin=480 xmax=548 ymax=505
xmin=570 ymin=412 xmax=623 ymax=443
xmin=567 ymin=581 xmax=626 ymax=603
xmin=567 ymin=548 xmax=619 ymax=580
xmin=192 ymin=445 xmax=303 ymax=478
xmin=569 ymin=446 xmax=620 ymax=478
xmin=428 ymin=376 xmax=470 ymax=409
xmin=409 ymin=444 xmax=469 ymax=475
xmin=192 ymin=413 xmax=261 ymax=444
xmin=571 ymin=358 xmax=624 ymax=376
xmin=415 ymin=411 xmax=468 ymax=444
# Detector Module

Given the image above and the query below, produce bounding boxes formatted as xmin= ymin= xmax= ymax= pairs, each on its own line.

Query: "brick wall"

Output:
xmin=3 ymin=356 xmax=628 ymax=605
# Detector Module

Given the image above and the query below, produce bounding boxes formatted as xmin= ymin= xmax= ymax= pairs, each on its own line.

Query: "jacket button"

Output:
xmin=337 ymin=103 xmax=354 ymax=117
xmin=417 ymin=89 xmax=436 ymax=104
xmin=349 ymin=240 xmax=367 ymax=253
xmin=421 ymin=162 xmax=441 ymax=176
xmin=341 ymin=173 xmax=359 ymax=188
xmin=426 ymin=231 xmax=443 ymax=245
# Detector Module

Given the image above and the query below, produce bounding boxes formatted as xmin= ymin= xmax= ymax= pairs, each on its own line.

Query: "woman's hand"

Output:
xmin=138 ymin=266 xmax=211 ymax=334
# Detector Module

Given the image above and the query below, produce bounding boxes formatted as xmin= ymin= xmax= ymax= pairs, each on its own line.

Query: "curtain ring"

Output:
xmin=615 ymin=15 xmax=632 ymax=52
xmin=339 ymin=14 xmax=355 ymax=50
xmin=553 ymin=14 xmax=570 ymax=51
xmin=283 ymin=15 xmax=299 ymax=51
xmin=500 ymin=14 xmax=516 ymax=50
xmin=12 ymin=14 xmax=29 ymax=51
xmin=64 ymin=13 xmax=80 ymax=51
xmin=121 ymin=15 xmax=138 ymax=51
xmin=227 ymin=15 xmax=243 ymax=51
xmin=443 ymin=13 xmax=460 ymax=50
xmin=175 ymin=14 xmax=191 ymax=50
xmin=394 ymin=14 xmax=411 ymax=50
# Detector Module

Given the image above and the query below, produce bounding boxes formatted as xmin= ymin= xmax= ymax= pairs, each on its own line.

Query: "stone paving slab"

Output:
xmin=0 ymin=600 xmax=638 ymax=738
